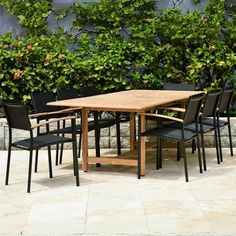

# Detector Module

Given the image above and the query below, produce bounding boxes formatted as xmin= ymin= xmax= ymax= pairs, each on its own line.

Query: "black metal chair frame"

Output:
xmin=182 ymin=90 xmax=222 ymax=170
xmin=202 ymin=86 xmax=234 ymax=162
xmin=31 ymin=92 xmax=87 ymax=169
xmin=79 ymin=86 xmax=123 ymax=159
xmin=2 ymin=101 xmax=79 ymax=193
xmin=140 ymin=92 xmax=206 ymax=182
xmin=31 ymin=92 xmax=63 ymax=169
xmin=217 ymin=87 xmax=234 ymax=161
xmin=148 ymin=82 xmax=196 ymax=158
xmin=57 ymin=88 xmax=98 ymax=164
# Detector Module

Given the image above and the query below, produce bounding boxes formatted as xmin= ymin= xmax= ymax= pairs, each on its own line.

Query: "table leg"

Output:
xmin=140 ymin=113 xmax=146 ymax=176
xmin=82 ymin=108 xmax=88 ymax=172
xmin=129 ymin=112 xmax=135 ymax=151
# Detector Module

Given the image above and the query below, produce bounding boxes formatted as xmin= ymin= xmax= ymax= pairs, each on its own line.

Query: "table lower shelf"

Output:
xmin=86 ymin=157 xmax=138 ymax=166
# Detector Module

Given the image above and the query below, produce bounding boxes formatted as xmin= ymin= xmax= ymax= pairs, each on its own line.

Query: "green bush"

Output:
xmin=0 ymin=0 xmax=235 ymax=110
xmin=0 ymin=31 xmax=80 ymax=103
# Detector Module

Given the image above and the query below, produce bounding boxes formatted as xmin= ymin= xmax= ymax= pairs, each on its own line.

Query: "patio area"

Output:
xmin=0 ymin=147 xmax=236 ymax=235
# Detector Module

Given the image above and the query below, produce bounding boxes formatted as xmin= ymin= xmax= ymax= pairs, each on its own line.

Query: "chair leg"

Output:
xmin=200 ymin=125 xmax=206 ymax=171
xmin=34 ymin=149 xmax=39 ymax=173
xmin=59 ymin=143 xmax=64 ymax=164
xmin=156 ymin=138 xmax=162 ymax=169
xmin=78 ymin=133 xmax=82 ymax=158
xmin=177 ymin=142 xmax=181 ymax=161
xmin=217 ymin=119 xmax=223 ymax=163
xmin=95 ymin=127 xmax=101 ymax=167
xmin=182 ymin=142 xmax=189 ymax=182
xmin=55 ymin=121 xmax=60 ymax=166
xmin=214 ymin=127 xmax=220 ymax=165
xmin=48 ymin=146 xmax=53 ymax=178
xmin=59 ymin=121 xmax=66 ymax=164
xmin=27 ymin=150 xmax=33 ymax=193
xmin=227 ymin=117 xmax=233 ymax=156
xmin=191 ymin=139 xmax=196 ymax=154
xmin=197 ymin=135 xmax=203 ymax=173
xmin=95 ymin=127 xmax=100 ymax=157
xmin=72 ymin=119 xmax=79 ymax=186
xmin=34 ymin=127 xmax=40 ymax=173
xmin=160 ymin=139 xmax=163 ymax=168
xmin=5 ymin=145 xmax=12 ymax=185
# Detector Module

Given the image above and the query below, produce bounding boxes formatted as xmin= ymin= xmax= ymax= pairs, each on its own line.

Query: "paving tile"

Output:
xmin=22 ymin=202 xmax=86 ymax=234
xmin=198 ymin=200 xmax=236 ymax=233
xmin=85 ymin=214 xmax=149 ymax=234
xmin=0 ymin=148 xmax=236 ymax=235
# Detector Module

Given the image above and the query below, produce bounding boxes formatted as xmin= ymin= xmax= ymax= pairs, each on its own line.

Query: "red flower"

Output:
xmin=13 ymin=73 xmax=20 ymax=80
xmin=27 ymin=45 xmax=33 ymax=51
xmin=13 ymin=70 xmax=24 ymax=80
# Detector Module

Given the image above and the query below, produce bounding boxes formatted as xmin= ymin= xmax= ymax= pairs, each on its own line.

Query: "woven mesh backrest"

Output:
xmin=183 ymin=93 xmax=205 ymax=126
xmin=57 ymin=88 xmax=79 ymax=100
xmin=201 ymin=89 xmax=221 ymax=118
xmin=218 ymin=87 xmax=234 ymax=113
xmin=3 ymin=103 xmax=31 ymax=130
xmin=163 ymin=83 xmax=195 ymax=91
xmin=31 ymin=92 xmax=60 ymax=113
xmin=80 ymin=86 xmax=99 ymax=97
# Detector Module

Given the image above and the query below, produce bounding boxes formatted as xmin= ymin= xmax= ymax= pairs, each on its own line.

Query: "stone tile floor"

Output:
xmin=0 ymin=147 xmax=236 ymax=236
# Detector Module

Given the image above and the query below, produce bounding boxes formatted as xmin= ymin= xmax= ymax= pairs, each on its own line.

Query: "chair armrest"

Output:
xmin=157 ymin=107 xmax=186 ymax=112
xmin=29 ymin=107 xmax=80 ymax=119
xmin=31 ymin=115 xmax=76 ymax=129
xmin=143 ymin=113 xmax=183 ymax=123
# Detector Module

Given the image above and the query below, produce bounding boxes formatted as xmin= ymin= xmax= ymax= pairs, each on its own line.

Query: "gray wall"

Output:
xmin=0 ymin=0 xmax=208 ymax=36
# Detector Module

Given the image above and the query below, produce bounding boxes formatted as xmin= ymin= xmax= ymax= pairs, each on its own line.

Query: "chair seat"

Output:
xmin=97 ymin=117 xmax=117 ymax=128
xmin=142 ymin=127 xmax=197 ymax=142
xmin=163 ymin=121 xmax=214 ymax=134
xmin=186 ymin=123 xmax=215 ymax=133
xmin=202 ymin=117 xmax=227 ymax=127
xmin=12 ymin=134 xmax=72 ymax=150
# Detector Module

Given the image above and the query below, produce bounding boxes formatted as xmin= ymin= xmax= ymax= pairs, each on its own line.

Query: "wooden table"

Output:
xmin=48 ymin=89 xmax=200 ymax=177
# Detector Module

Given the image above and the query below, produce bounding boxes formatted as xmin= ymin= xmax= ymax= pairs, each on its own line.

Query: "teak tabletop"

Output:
xmin=48 ymin=89 xmax=200 ymax=112
xmin=48 ymin=89 xmax=201 ymax=177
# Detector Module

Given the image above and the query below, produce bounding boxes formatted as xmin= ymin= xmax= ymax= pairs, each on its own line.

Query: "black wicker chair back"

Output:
xmin=57 ymin=88 xmax=79 ymax=100
xmin=183 ymin=93 xmax=205 ymax=126
xmin=163 ymin=83 xmax=195 ymax=91
xmin=3 ymin=102 xmax=31 ymax=131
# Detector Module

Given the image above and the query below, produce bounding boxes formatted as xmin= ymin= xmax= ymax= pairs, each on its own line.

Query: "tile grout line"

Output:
xmin=137 ymin=180 xmax=151 ymax=234
xmin=83 ymin=171 xmax=92 ymax=234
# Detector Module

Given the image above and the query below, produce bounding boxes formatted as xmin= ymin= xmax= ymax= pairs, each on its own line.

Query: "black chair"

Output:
xmin=180 ymin=90 xmax=222 ymax=170
xmin=79 ymin=86 xmax=123 ymax=158
xmin=31 ymin=92 xmax=62 ymax=169
xmin=202 ymin=86 xmax=234 ymax=162
xmin=57 ymin=88 xmax=79 ymax=101
xmin=141 ymin=92 xmax=206 ymax=182
xmin=2 ymin=101 xmax=79 ymax=193
xmin=146 ymin=83 xmax=196 ymax=157
xmin=57 ymin=88 xmax=99 ymax=164
xmin=57 ymin=88 xmax=82 ymax=164
xmin=31 ymin=91 xmax=84 ymax=168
